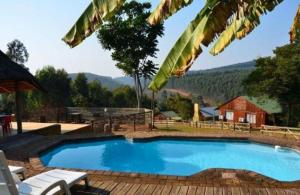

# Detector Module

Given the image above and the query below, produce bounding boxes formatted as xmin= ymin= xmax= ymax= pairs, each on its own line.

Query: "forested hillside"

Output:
xmin=69 ymin=73 xmax=122 ymax=90
xmin=188 ymin=61 xmax=255 ymax=74
xmin=164 ymin=61 xmax=255 ymax=104
xmin=69 ymin=61 xmax=255 ymax=105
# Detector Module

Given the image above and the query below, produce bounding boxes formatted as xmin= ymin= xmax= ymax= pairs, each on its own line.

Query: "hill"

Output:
xmin=114 ymin=76 xmax=134 ymax=86
xmin=164 ymin=61 xmax=256 ymax=105
xmin=69 ymin=61 xmax=255 ymax=104
xmin=69 ymin=73 xmax=122 ymax=90
xmin=115 ymin=61 xmax=255 ymax=86
xmin=188 ymin=61 xmax=255 ymax=74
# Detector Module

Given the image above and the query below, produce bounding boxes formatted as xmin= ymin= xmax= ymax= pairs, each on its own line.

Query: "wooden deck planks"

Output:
xmin=110 ymin=182 xmax=127 ymax=195
xmin=240 ymin=187 xmax=250 ymax=195
xmin=104 ymin=182 xmax=118 ymax=192
xmin=195 ymin=187 xmax=206 ymax=195
xmin=97 ymin=181 xmax=113 ymax=195
xmin=187 ymin=186 xmax=197 ymax=195
xmin=134 ymin=184 xmax=149 ymax=195
xmin=213 ymin=187 xmax=223 ymax=195
xmin=223 ymin=187 xmax=233 ymax=195
xmin=178 ymin=186 xmax=189 ymax=195
xmin=161 ymin=185 xmax=173 ymax=195
xmin=248 ymin=188 xmax=260 ymax=195
xmin=69 ymin=182 xmax=300 ymax=195
xmin=205 ymin=187 xmax=214 ymax=195
xmin=126 ymin=184 xmax=141 ymax=195
xmin=231 ymin=187 xmax=241 ymax=195
xmin=169 ymin=185 xmax=181 ymax=195
xmin=152 ymin=184 xmax=165 ymax=195
xmin=117 ymin=183 xmax=135 ymax=195
xmin=143 ymin=184 xmax=157 ymax=195
xmin=275 ymin=188 xmax=287 ymax=195
xmin=284 ymin=188 xmax=299 ymax=195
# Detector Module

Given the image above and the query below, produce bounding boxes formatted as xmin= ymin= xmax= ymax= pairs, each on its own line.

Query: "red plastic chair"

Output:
xmin=1 ymin=116 xmax=12 ymax=137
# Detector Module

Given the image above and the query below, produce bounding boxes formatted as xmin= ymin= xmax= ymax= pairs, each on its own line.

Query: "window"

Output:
xmin=246 ymin=114 xmax=256 ymax=124
xmin=225 ymin=111 xmax=234 ymax=120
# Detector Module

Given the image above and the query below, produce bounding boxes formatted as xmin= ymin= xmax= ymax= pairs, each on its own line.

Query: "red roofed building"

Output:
xmin=217 ymin=96 xmax=282 ymax=127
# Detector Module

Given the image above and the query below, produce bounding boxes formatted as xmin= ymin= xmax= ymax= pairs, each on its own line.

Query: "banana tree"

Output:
xmin=63 ymin=0 xmax=298 ymax=91
xmin=290 ymin=5 xmax=300 ymax=44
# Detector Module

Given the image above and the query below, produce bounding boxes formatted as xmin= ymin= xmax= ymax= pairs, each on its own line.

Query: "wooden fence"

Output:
xmin=155 ymin=120 xmax=300 ymax=139
xmin=154 ymin=120 xmax=252 ymax=132
xmin=261 ymin=125 xmax=300 ymax=139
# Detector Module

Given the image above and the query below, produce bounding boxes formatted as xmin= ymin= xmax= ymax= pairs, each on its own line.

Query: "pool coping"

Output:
xmin=29 ymin=134 xmax=300 ymax=188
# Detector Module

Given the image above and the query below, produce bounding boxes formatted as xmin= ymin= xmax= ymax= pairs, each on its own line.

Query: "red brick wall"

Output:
xmin=218 ymin=97 xmax=267 ymax=127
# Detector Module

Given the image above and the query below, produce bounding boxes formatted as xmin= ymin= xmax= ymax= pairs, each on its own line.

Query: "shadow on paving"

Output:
xmin=0 ymin=133 xmax=44 ymax=152
xmin=71 ymin=184 xmax=110 ymax=195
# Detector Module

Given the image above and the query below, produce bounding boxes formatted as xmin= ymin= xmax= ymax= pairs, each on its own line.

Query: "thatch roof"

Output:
xmin=0 ymin=50 xmax=44 ymax=93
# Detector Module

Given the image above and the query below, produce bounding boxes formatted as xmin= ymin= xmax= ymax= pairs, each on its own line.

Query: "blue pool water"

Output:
xmin=40 ymin=138 xmax=300 ymax=181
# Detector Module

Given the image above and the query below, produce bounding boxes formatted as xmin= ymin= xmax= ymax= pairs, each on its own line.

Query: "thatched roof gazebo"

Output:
xmin=0 ymin=50 xmax=44 ymax=134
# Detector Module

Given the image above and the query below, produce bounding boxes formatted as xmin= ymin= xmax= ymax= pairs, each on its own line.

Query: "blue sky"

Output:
xmin=0 ymin=0 xmax=298 ymax=77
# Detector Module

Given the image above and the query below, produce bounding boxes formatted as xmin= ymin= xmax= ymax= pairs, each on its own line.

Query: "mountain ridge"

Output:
xmin=69 ymin=61 xmax=255 ymax=97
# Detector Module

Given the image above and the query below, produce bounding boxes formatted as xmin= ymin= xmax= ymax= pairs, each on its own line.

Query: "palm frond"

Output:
xmin=63 ymin=0 xmax=125 ymax=48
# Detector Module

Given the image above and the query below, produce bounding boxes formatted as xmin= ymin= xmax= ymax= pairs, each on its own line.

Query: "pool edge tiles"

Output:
xmin=39 ymin=137 xmax=300 ymax=182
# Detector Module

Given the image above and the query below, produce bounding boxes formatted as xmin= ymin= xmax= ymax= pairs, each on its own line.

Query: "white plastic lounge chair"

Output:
xmin=8 ymin=166 xmax=25 ymax=179
xmin=0 ymin=150 xmax=89 ymax=195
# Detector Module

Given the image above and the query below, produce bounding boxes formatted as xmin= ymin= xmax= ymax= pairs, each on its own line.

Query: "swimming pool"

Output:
xmin=40 ymin=138 xmax=300 ymax=181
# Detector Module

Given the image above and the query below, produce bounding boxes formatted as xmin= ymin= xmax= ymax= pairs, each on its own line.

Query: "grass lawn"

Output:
xmin=156 ymin=124 xmax=224 ymax=133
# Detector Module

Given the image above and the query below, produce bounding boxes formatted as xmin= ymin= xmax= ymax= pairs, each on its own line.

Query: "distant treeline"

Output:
xmin=0 ymin=66 xmax=152 ymax=116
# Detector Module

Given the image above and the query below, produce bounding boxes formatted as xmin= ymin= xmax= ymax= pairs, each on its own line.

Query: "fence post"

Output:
xmin=150 ymin=111 xmax=153 ymax=131
xmin=133 ymin=114 xmax=136 ymax=132
xmin=285 ymin=128 xmax=287 ymax=137
xmin=233 ymin=123 xmax=236 ymax=131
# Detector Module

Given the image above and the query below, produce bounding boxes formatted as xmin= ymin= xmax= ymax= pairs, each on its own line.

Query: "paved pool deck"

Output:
xmin=11 ymin=122 xmax=90 ymax=134
xmin=3 ymin=129 xmax=300 ymax=194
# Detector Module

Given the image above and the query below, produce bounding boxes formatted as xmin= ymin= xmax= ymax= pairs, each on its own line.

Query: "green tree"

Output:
xmin=112 ymin=86 xmax=137 ymax=107
xmin=34 ymin=66 xmax=72 ymax=108
xmin=161 ymin=94 xmax=193 ymax=120
xmin=244 ymin=43 xmax=300 ymax=126
xmin=0 ymin=39 xmax=29 ymax=115
xmin=72 ymin=73 xmax=89 ymax=106
xmin=6 ymin=39 xmax=29 ymax=65
xmin=0 ymin=94 xmax=15 ymax=114
xmin=88 ymin=80 xmax=112 ymax=107
xmin=96 ymin=1 xmax=163 ymax=108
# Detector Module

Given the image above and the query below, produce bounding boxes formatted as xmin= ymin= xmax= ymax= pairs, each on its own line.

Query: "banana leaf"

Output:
xmin=290 ymin=5 xmax=300 ymax=43
xmin=148 ymin=0 xmax=234 ymax=91
xmin=149 ymin=0 xmax=283 ymax=91
xmin=210 ymin=0 xmax=283 ymax=55
xmin=148 ymin=0 xmax=193 ymax=25
xmin=62 ymin=0 xmax=125 ymax=48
